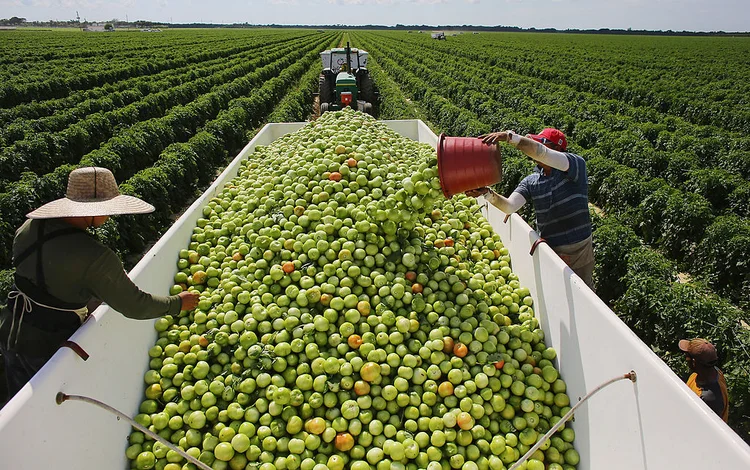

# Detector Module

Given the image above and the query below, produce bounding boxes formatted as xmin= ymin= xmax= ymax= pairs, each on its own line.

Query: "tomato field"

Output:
xmin=350 ymin=30 xmax=750 ymax=442
xmin=0 ymin=27 xmax=748 ymax=456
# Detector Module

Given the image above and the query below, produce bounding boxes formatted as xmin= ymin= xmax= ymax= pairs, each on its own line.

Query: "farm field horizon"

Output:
xmin=0 ymin=27 xmax=748 ymax=447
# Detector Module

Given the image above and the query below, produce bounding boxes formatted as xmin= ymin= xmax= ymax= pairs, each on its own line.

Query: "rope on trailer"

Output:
xmin=55 ymin=392 xmax=212 ymax=470
xmin=508 ymin=370 xmax=638 ymax=470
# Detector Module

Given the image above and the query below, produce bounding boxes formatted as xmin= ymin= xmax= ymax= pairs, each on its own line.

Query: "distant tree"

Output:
xmin=104 ymin=23 xmax=114 ymax=31
xmin=8 ymin=16 xmax=26 ymax=26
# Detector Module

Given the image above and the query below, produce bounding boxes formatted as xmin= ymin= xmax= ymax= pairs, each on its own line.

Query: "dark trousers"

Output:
xmin=0 ymin=342 xmax=49 ymax=400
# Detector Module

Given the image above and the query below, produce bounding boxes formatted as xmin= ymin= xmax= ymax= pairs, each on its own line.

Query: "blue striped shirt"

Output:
xmin=513 ymin=153 xmax=592 ymax=247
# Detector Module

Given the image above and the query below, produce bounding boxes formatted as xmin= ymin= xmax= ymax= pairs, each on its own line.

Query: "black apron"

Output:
xmin=0 ymin=221 xmax=89 ymax=358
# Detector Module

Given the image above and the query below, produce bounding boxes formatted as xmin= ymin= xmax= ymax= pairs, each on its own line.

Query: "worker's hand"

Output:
xmin=478 ymin=132 xmax=510 ymax=145
xmin=178 ymin=291 xmax=200 ymax=311
xmin=465 ymin=187 xmax=490 ymax=198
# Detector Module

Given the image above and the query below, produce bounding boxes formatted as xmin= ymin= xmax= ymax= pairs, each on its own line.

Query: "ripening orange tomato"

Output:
xmin=438 ymin=381 xmax=454 ymax=397
xmin=335 ymin=433 xmax=355 ymax=452
xmin=353 ymin=380 xmax=370 ymax=396
xmin=348 ymin=335 xmax=362 ymax=349
xmin=443 ymin=336 xmax=455 ymax=354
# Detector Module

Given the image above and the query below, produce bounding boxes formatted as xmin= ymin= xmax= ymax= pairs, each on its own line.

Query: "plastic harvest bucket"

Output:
xmin=437 ymin=134 xmax=502 ymax=198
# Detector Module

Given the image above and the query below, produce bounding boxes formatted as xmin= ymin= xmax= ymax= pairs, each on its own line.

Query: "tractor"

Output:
xmin=319 ymin=42 xmax=375 ymax=115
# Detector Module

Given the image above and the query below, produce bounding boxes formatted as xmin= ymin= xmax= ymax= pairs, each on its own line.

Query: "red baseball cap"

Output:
xmin=529 ymin=128 xmax=567 ymax=151
xmin=679 ymin=338 xmax=718 ymax=365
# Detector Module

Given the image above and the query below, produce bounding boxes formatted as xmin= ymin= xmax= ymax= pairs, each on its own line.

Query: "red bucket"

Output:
xmin=437 ymin=134 xmax=502 ymax=198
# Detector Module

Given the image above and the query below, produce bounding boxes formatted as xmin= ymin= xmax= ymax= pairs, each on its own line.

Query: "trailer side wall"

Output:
xmin=480 ymin=200 xmax=750 ymax=469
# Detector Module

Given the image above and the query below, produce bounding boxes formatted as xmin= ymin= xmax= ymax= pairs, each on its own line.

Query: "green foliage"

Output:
xmin=0 ymin=269 xmax=12 ymax=308
xmin=267 ymin=64 xmax=318 ymax=123
xmin=0 ymin=31 xmax=339 ymax=272
xmin=585 ymin=155 xmax=620 ymax=206
xmin=365 ymin=60 xmax=419 ymax=121
xmin=694 ymin=216 xmax=750 ymax=309
xmin=110 ymin=36 xmax=340 ymax=266
xmin=350 ymin=28 xmax=750 ymax=443
xmin=606 ymin=233 xmax=750 ymax=442
xmin=659 ymin=192 xmax=714 ymax=261
xmin=685 ymin=168 xmax=746 ymax=213
xmin=592 ymin=217 xmax=642 ymax=304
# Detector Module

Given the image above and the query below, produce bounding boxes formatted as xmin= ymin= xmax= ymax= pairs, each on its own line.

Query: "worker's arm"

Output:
xmin=83 ymin=249 xmax=192 ymax=319
xmin=480 ymin=131 xmax=569 ymax=172
xmin=465 ymin=187 xmax=526 ymax=214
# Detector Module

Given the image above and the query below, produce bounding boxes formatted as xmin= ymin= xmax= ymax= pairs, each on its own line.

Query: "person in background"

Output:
xmin=465 ymin=128 xmax=594 ymax=288
xmin=679 ymin=338 xmax=729 ymax=422
xmin=0 ymin=167 xmax=199 ymax=399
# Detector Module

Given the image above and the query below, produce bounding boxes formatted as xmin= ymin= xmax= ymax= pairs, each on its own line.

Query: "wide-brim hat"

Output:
xmin=27 ymin=167 xmax=155 ymax=219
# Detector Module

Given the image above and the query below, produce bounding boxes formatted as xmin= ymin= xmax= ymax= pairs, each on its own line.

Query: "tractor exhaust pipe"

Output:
xmin=346 ymin=41 xmax=352 ymax=73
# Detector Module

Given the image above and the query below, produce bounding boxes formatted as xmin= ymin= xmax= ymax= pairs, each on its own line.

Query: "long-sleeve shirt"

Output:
xmin=13 ymin=218 xmax=180 ymax=320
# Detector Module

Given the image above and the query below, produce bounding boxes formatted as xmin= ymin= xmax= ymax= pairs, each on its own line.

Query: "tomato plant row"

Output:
xmin=0 ymin=33 xmax=300 ymax=128
xmin=357 ymin=32 xmax=750 ymax=206
xmin=0 ymin=34 xmax=310 ymax=146
xmin=111 ymin=44 xmax=335 ymax=260
xmin=382 ymin=31 xmax=750 ymax=135
xmin=352 ymin=30 xmax=750 ymax=444
xmin=0 ymin=37 xmax=322 ymax=187
xmin=0 ymin=30 xmax=316 ymax=108
xmin=0 ymin=33 xmax=335 ymax=270
xmin=0 ymin=30 xmax=340 ymax=306
xmin=352 ymin=31 xmax=749 ymax=307
xmin=0 ymin=29 xmax=283 ymax=65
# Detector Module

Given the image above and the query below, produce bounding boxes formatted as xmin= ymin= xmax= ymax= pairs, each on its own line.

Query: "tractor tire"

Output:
xmin=362 ymin=102 xmax=373 ymax=116
xmin=319 ymin=73 xmax=333 ymax=106
xmin=320 ymin=102 xmax=330 ymax=114
xmin=358 ymin=70 xmax=375 ymax=104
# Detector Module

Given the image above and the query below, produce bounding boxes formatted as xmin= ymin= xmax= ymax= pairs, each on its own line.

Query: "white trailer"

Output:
xmin=0 ymin=120 xmax=748 ymax=469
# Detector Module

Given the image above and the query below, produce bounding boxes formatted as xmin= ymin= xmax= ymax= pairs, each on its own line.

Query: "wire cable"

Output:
xmin=509 ymin=370 xmax=637 ymax=470
xmin=56 ymin=392 xmax=212 ymax=470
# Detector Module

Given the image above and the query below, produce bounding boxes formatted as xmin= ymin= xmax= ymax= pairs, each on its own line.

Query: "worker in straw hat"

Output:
xmin=679 ymin=338 xmax=729 ymax=422
xmin=466 ymin=128 xmax=594 ymax=288
xmin=0 ymin=167 xmax=199 ymax=398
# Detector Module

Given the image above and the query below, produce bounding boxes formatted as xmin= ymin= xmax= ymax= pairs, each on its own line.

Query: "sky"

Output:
xmin=1 ymin=0 xmax=749 ymax=32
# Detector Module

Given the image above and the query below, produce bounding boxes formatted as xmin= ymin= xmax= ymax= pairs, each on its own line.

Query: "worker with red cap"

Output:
xmin=679 ymin=338 xmax=729 ymax=422
xmin=466 ymin=129 xmax=594 ymax=287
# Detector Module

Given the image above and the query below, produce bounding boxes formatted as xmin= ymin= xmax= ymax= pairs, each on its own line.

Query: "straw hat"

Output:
xmin=26 ymin=167 xmax=155 ymax=219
